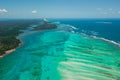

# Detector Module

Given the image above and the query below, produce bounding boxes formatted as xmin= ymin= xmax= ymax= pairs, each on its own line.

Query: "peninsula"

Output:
xmin=0 ymin=19 xmax=41 ymax=57
xmin=0 ymin=19 xmax=57 ymax=58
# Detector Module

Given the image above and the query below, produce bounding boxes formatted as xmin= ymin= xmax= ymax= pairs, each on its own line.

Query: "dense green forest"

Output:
xmin=0 ymin=19 xmax=40 ymax=55
xmin=34 ymin=21 xmax=57 ymax=30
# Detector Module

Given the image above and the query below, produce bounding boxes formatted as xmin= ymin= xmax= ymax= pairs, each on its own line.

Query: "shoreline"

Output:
xmin=0 ymin=19 xmax=43 ymax=58
xmin=0 ymin=20 xmax=57 ymax=58
xmin=0 ymin=49 xmax=16 ymax=58
xmin=0 ymin=40 xmax=23 ymax=58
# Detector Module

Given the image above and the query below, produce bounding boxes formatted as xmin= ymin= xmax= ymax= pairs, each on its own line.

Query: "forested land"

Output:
xmin=0 ymin=19 xmax=40 ymax=55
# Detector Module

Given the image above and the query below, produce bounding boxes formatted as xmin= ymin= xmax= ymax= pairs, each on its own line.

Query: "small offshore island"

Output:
xmin=0 ymin=19 xmax=57 ymax=58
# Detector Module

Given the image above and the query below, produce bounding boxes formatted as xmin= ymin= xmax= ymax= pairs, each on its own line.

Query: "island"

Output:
xmin=0 ymin=19 xmax=57 ymax=58
xmin=34 ymin=21 xmax=57 ymax=30
xmin=0 ymin=19 xmax=41 ymax=57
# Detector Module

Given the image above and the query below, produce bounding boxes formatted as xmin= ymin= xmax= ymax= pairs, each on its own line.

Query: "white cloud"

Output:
xmin=97 ymin=8 xmax=120 ymax=16
xmin=0 ymin=9 xmax=8 ymax=15
xmin=103 ymin=12 xmax=108 ymax=14
xmin=118 ymin=11 xmax=120 ymax=14
xmin=32 ymin=10 xmax=37 ymax=14
xmin=97 ymin=8 xmax=102 ymax=11
xmin=108 ymin=8 xmax=113 ymax=11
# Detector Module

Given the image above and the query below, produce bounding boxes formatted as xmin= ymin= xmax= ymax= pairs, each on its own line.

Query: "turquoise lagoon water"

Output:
xmin=0 ymin=20 xmax=120 ymax=80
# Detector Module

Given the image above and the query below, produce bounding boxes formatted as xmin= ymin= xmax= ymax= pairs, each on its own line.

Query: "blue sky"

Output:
xmin=0 ymin=0 xmax=120 ymax=18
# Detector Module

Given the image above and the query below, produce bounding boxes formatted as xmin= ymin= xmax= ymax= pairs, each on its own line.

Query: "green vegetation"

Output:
xmin=34 ymin=21 xmax=57 ymax=30
xmin=0 ymin=19 xmax=40 ymax=55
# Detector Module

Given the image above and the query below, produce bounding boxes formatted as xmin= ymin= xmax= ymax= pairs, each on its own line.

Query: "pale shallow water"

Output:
xmin=0 ymin=21 xmax=120 ymax=80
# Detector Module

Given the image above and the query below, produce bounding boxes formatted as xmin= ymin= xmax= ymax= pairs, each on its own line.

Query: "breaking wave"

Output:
xmin=51 ymin=20 xmax=120 ymax=48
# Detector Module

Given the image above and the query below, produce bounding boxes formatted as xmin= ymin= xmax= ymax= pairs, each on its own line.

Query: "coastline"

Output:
xmin=0 ymin=20 xmax=53 ymax=58
xmin=0 ymin=49 xmax=16 ymax=58
xmin=0 ymin=40 xmax=23 ymax=58
xmin=0 ymin=19 xmax=42 ymax=59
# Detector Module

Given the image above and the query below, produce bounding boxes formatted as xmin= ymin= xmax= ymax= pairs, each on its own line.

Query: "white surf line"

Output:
xmin=90 ymin=36 xmax=120 ymax=48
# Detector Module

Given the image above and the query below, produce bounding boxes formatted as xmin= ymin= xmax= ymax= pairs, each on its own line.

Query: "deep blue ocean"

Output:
xmin=49 ymin=18 xmax=120 ymax=43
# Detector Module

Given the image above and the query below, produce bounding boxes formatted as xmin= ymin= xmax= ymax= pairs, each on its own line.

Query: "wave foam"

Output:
xmin=51 ymin=21 xmax=78 ymax=33
xmin=91 ymin=36 xmax=120 ymax=47
xmin=81 ymin=30 xmax=99 ymax=36
xmin=43 ymin=18 xmax=49 ymax=22
xmin=66 ymin=24 xmax=77 ymax=30
xmin=51 ymin=20 xmax=120 ymax=48
xmin=96 ymin=22 xmax=112 ymax=24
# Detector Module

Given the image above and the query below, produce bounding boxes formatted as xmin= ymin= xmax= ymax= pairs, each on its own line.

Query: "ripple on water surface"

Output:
xmin=0 ymin=30 xmax=120 ymax=80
